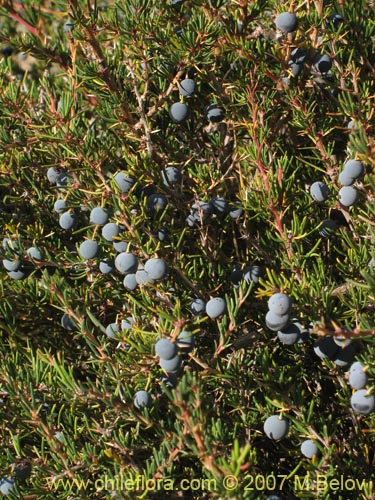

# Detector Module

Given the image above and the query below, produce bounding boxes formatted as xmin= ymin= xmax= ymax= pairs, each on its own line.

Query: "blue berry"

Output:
xmin=79 ymin=240 xmax=99 ymax=259
xmin=123 ymin=274 xmax=138 ymax=291
xmin=338 ymin=170 xmax=354 ymax=186
xmin=115 ymin=252 xmax=138 ymax=274
xmin=105 ymin=323 xmax=120 ymax=338
xmin=135 ymin=269 xmax=155 ymax=285
xmin=162 ymin=167 xmax=182 ymax=186
xmin=275 ymin=12 xmax=298 ymax=32
xmin=348 ymin=364 xmax=367 ymax=390
xmin=313 ymin=54 xmax=332 ymax=74
xmin=0 ymin=478 xmax=15 ymax=496
xmin=26 ymin=246 xmax=43 ymax=261
xmin=263 ymin=415 xmax=289 ymax=440
xmin=146 ymin=193 xmax=168 ymax=212
xmin=144 ymin=258 xmax=168 ymax=280
xmin=301 ymin=439 xmax=319 ymax=458
xmin=61 ymin=313 xmax=76 ymax=331
xmin=53 ymin=199 xmax=67 ymax=213
xmin=350 ymin=389 xmax=375 ymax=414
xmin=99 ymin=258 xmax=114 ymax=274
xmin=310 ymin=181 xmax=330 ymax=202
xmin=59 ymin=211 xmax=76 ymax=230
xmin=190 ymin=297 xmax=206 ymax=315
xmin=134 ymin=390 xmax=152 ymax=409
xmin=114 ymin=172 xmax=135 ymax=193
xmin=113 ymin=240 xmax=128 ymax=253
xmin=268 ymin=293 xmax=291 ymax=315
xmin=159 ymin=354 xmax=182 ymax=373
xmin=2 ymin=257 xmax=22 ymax=272
xmin=155 ymin=338 xmax=177 ymax=360
xmin=206 ymin=104 xmax=224 ymax=123
xmin=265 ymin=311 xmax=290 ymax=331
xmin=318 ymin=219 xmax=337 ymax=237
xmin=179 ymin=78 xmax=196 ymax=97
xmin=169 ymin=102 xmax=190 ymax=123
xmin=338 ymin=186 xmax=359 ymax=207
xmin=102 ymin=223 xmax=120 ymax=241
xmin=343 ymin=159 xmax=364 ymax=179
xmin=90 ymin=207 xmax=109 ymax=225
xmin=206 ymin=297 xmax=227 ymax=319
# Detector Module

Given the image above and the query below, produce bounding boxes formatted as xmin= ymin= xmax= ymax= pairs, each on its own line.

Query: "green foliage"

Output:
xmin=0 ymin=0 xmax=375 ymax=499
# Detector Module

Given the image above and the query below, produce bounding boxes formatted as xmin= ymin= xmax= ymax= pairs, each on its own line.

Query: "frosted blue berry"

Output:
xmin=2 ymin=257 xmax=22 ymax=272
xmin=7 ymin=269 xmax=27 ymax=280
xmin=90 ymin=207 xmax=109 ymax=225
xmin=277 ymin=323 xmax=301 ymax=345
xmin=179 ymin=78 xmax=196 ymax=97
xmin=157 ymin=228 xmax=168 ymax=241
xmin=333 ymin=342 xmax=356 ymax=367
xmin=243 ymin=265 xmax=263 ymax=284
xmin=338 ymin=186 xmax=359 ymax=207
xmin=135 ymin=268 xmax=155 ymax=286
xmin=47 ymin=167 xmax=59 ymax=184
xmin=123 ymin=273 xmax=138 ymax=291
xmin=146 ymin=193 xmax=168 ymax=212
xmin=343 ymin=159 xmax=364 ymax=179
xmin=159 ymin=354 xmax=182 ymax=373
xmin=263 ymin=415 xmax=289 ymax=440
xmin=79 ymin=240 xmax=99 ymax=259
xmin=26 ymin=246 xmax=43 ymax=261
xmin=113 ymin=240 xmax=128 ymax=253
xmin=190 ymin=297 xmax=206 ymax=315
xmin=310 ymin=181 xmax=330 ymax=202
xmin=134 ymin=390 xmax=152 ymax=409
xmin=290 ymin=47 xmax=307 ymax=64
xmin=115 ymin=252 xmax=138 ymax=274
xmin=59 ymin=211 xmax=76 ymax=230
xmin=327 ymin=13 xmax=344 ymax=29
xmin=61 ymin=313 xmax=76 ymax=331
xmin=162 ymin=167 xmax=182 ymax=186
xmin=228 ymin=205 xmax=243 ymax=218
xmin=265 ymin=311 xmax=290 ymax=331
xmin=99 ymin=258 xmax=114 ymax=274
xmin=160 ymin=373 xmax=178 ymax=388
xmin=144 ymin=258 xmax=168 ymax=280
xmin=288 ymin=62 xmax=303 ymax=77
xmin=348 ymin=364 xmax=367 ymax=390
xmin=268 ymin=293 xmax=291 ymax=315
xmin=206 ymin=297 xmax=227 ymax=319
xmin=105 ymin=323 xmax=120 ymax=338
xmin=206 ymin=104 xmax=224 ymax=123
xmin=313 ymin=54 xmax=332 ymax=73
xmin=350 ymin=390 xmax=375 ymax=414
xmin=114 ymin=172 xmax=135 ymax=193
xmin=56 ymin=172 xmax=71 ymax=187
xmin=53 ymin=199 xmax=67 ymax=213
xmin=275 ymin=12 xmax=298 ymax=32
xmin=155 ymin=338 xmax=177 ymax=360
xmin=210 ymin=197 xmax=228 ymax=216
xmin=169 ymin=102 xmax=190 ymax=123
xmin=102 ymin=222 xmax=120 ymax=241
xmin=121 ymin=317 xmax=135 ymax=330
xmin=338 ymin=170 xmax=354 ymax=186
xmin=301 ymin=439 xmax=319 ymax=458
xmin=0 ymin=478 xmax=15 ymax=496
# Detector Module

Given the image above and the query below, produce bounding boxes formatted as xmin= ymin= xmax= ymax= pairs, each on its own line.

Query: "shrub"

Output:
xmin=0 ymin=0 xmax=375 ymax=499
